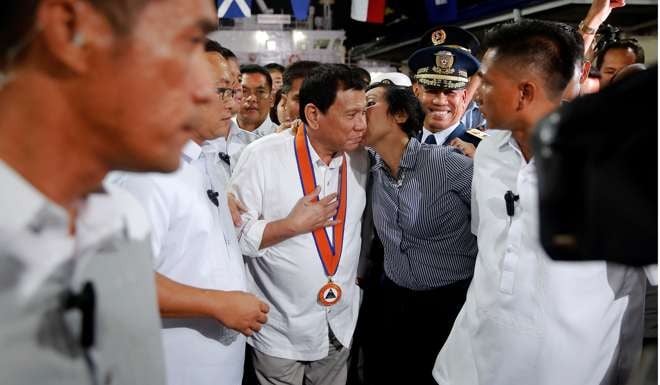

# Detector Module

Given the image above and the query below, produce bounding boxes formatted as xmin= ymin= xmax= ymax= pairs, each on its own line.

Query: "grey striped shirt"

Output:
xmin=371 ymin=138 xmax=477 ymax=290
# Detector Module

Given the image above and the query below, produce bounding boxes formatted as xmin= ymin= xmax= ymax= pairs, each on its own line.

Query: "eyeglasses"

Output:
xmin=242 ymin=87 xmax=271 ymax=100
xmin=215 ymin=87 xmax=236 ymax=101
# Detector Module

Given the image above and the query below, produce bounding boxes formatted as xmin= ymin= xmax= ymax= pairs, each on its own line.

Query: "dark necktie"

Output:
xmin=424 ymin=134 xmax=437 ymax=145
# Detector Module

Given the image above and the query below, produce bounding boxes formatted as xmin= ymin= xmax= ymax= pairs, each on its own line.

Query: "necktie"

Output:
xmin=424 ymin=134 xmax=437 ymax=145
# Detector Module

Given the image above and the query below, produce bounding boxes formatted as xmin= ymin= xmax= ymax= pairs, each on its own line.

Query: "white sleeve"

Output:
xmin=114 ymin=174 xmax=171 ymax=270
xmin=229 ymin=144 xmax=270 ymax=258
xmin=644 ymin=264 xmax=658 ymax=286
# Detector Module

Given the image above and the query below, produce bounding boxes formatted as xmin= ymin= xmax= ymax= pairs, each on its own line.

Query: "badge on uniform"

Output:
xmin=431 ymin=29 xmax=447 ymax=45
xmin=466 ymin=128 xmax=488 ymax=140
xmin=435 ymin=51 xmax=454 ymax=71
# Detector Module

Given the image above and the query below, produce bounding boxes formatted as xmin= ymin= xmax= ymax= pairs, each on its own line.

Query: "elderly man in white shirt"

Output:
xmin=230 ymin=64 xmax=368 ymax=385
xmin=114 ymin=43 xmax=269 ymax=385
xmin=433 ymin=19 xmax=648 ymax=385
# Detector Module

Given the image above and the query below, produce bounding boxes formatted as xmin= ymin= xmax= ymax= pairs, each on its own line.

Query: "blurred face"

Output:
xmin=465 ymin=75 xmax=481 ymax=103
xmin=600 ymin=48 xmax=637 ymax=88
xmin=276 ymin=97 xmax=287 ymax=125
xmin=312 ymin=88 xmax=367 ymax=153
xmin=581 ymin=76 xmax=600 ymax=95
xmin=269 ymin=70 xmax=283 ymax=93
xmin=365 ymin=86 xmax=400 ymax=146
xmin=78 ymin=0 xmax=216 ymax=172
xmin=238 ymin=72 xmax=273 ymax=130
xmin=227 ymin=57 xmax=242 ymax=114
xmin=194 ymin=53 xmax=234 ymax=142
xmin=475 ymin=49 xmax=520 ymax=131
xmin=283 ymin=77 xmax=304 ymax=122
xmin=419 ymin=85 xmax=467 ymax=132
xmin=561 ymin=63 xmax=583 ymax=102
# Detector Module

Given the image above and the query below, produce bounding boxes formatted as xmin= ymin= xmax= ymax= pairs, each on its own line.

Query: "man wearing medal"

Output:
xmin=230 ymin=64 xmax=368 ymax=385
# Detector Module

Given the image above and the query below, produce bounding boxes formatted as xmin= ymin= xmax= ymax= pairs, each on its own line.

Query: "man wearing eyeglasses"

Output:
xmin=113 ymin=40 xmax=269 ymax=385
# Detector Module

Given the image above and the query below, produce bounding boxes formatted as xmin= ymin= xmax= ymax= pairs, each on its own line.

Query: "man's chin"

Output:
xmin=344 ymin=141 xmax=364 ymax=152
xmin=117 ymin=154 xmax=181 ymax=174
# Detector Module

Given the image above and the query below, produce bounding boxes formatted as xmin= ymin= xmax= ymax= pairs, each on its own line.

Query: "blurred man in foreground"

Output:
xmin=0 ymin=0 xmax=217 ymax=384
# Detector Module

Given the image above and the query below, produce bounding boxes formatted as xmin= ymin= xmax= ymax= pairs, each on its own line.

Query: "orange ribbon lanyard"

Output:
xmin=294 ymin=125 xmax=347 ymax=277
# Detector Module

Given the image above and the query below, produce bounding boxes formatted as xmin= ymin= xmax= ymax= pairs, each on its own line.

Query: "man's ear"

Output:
xmin=517 ymin=81 xmax=536 ymax=111
xmin=37 ymin=0 xmax=114 ymax=74
xmin=458 ymin=88 xmax=468 ymax=108
xmin=412 ymin=82 xmax=422 ymax=98
xmin=304 ymin=103 xmax=321 ymax=130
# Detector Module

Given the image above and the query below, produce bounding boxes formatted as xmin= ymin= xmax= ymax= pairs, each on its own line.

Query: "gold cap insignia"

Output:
xmin=435 ymin=51 xmax=454 ymax=70
xmin=431 ymin=29 xmax=447 ymax=45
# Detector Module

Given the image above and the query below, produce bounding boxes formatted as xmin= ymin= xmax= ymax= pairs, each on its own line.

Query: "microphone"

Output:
xmin=207 ymin=189 xmax=220 ymax=207
xmin=62 ymin=281 xmax=96 ymax=349
xmin=504 ymin=190 xmax=520 ymax=217
xmin=218 ymin=152 xmax=231 ymax=166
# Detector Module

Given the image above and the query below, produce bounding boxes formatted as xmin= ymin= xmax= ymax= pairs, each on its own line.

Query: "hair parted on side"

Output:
xmin=299 ymin=64 xmax=367 ymax=125
xmin=483 ymin=19 xmax=582 ymax=98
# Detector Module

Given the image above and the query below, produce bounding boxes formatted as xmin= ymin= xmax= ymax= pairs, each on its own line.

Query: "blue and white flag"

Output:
xmin=290 ymin=0 xmax=311 ymax=21
xmin=217 ymin=0 xmax=252 ymax=18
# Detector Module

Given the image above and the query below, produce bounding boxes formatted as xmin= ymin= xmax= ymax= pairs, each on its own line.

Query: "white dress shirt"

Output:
xmin=1 ymin=160 xmax=165 ymax=385
xmin=433 ymin=130 xmax=647 ymax=385
xmin=114 ymin=140 xmax=247 ymax=385
xmin=420 ymin=121 xmax=460 ymax=145
xmin=211 ymin=116 xmax=277 ymax=173
xmin=230 ymin=132 xmax=368 ymax=361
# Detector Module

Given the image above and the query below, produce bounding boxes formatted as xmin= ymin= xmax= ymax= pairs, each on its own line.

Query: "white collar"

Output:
xmin=306 ymin=137 xmax=343 ymax=169
xmin=234 ymin=115 xmax=275 ymax=136
xmin=181 ymin=140 xmax=203 ymax=163
xmin=422 ymin=121 xmax=461 ymax=143
xmin=0 ymin=159 xmax=68 ymax=232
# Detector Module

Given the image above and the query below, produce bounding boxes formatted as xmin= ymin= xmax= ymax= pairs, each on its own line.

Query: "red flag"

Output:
xmin=350 ymin=0 xmax=386 ymax=23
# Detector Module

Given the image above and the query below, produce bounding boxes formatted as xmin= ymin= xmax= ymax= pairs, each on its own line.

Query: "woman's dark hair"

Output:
xmin=270 ymin=88 xmax=282 ymax=125
xmin=366 ymin=82 xmax=424 ymax=138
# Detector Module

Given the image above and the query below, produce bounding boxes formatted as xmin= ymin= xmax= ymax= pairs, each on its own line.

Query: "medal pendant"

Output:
xmin=318 ymin=281 xmax=342 ymax=306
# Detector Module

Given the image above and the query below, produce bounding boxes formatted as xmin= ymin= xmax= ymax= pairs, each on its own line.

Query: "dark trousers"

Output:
xmin=361 ymin=274 xmax=471 ymax=385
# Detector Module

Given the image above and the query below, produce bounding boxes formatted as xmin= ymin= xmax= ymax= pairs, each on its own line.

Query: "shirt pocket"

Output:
xmin=500 ymin=251 xmax=518 ymax=294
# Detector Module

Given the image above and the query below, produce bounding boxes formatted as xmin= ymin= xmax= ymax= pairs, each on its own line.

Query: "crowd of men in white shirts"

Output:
xmin=0 ymin=0 xmax=655 ymax=385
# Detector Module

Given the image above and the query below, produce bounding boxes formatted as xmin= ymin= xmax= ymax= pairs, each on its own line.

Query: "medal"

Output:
xmin=294 ymin=125 xmax=347 ymax=307
xmin=318 ymin=280 xmax=342 ymax=307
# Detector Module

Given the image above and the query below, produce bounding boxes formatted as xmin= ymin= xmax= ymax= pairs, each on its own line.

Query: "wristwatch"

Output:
xmin=578 ymin=20 xmax=597 ymax=35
